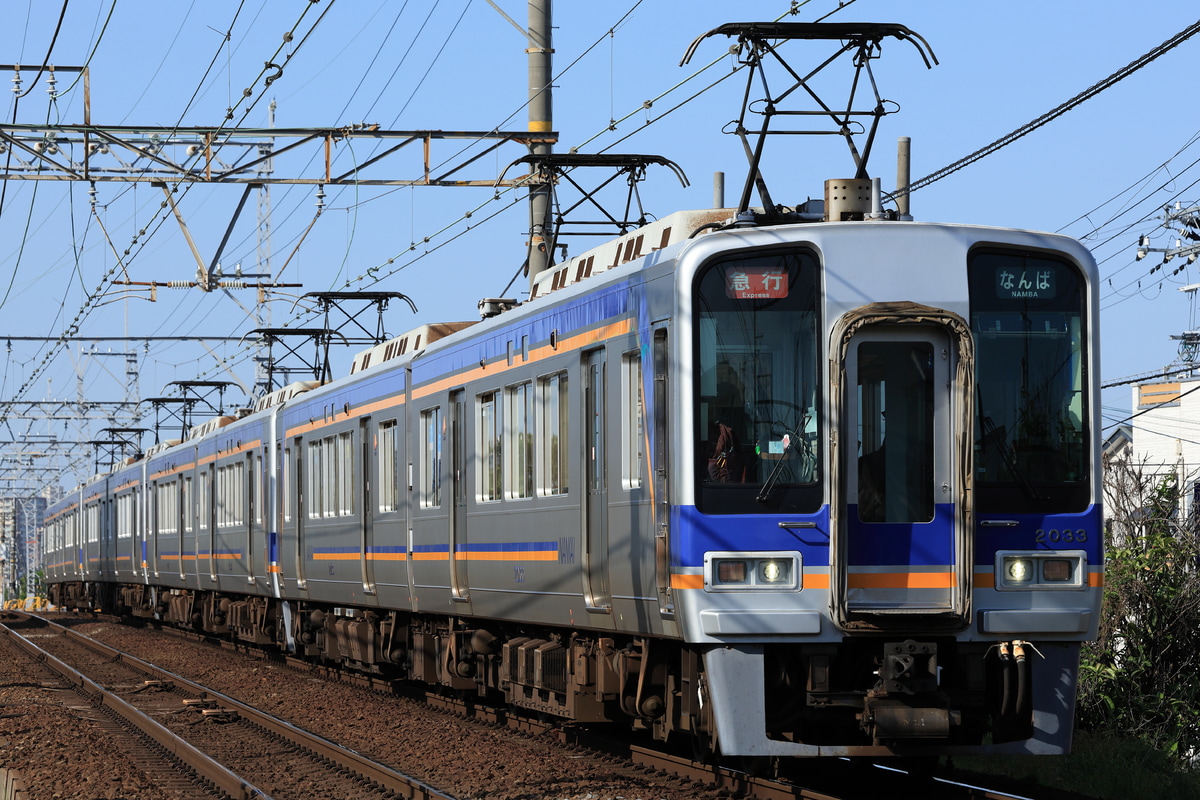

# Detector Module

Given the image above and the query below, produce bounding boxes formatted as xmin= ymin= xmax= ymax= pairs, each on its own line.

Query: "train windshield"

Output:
xmin=969 ymin=249 xmax=1090 ymax=513
xmin=693 ymin=249 xmax=821 ymax=514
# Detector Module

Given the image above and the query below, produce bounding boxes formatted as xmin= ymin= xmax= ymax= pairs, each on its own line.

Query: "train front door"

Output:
xmin=834 ymin=309 xmax=972 ymax=628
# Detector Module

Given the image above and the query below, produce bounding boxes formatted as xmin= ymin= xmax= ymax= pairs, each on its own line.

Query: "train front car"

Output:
xmin=671 ymin=220 xmax=1101 ymax=758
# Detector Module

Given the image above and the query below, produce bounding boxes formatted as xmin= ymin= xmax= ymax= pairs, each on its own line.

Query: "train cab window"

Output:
xmin=969 ymin=250 xmax=1089 ymax=513
xmin=694 ymin=249 xmax=822 ymax=514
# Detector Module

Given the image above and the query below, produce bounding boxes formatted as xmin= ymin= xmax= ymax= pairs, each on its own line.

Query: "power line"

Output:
xmin=898 ymin=17 xmax=1200 ymax=199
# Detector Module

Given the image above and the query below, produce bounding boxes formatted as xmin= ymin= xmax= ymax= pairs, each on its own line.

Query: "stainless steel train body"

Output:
xmin=45 ymin=211 xmax=1102 ymax=759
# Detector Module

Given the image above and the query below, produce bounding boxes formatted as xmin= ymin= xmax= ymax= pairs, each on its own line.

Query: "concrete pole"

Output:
xmin=897 ymin=137 xmax=912 ymax=220
xmin=526 ymin=0 xmax=553 ymax=292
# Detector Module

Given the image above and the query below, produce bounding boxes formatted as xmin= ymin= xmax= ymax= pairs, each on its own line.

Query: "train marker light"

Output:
xmin=1042 ymin=559 xmax=1073 ymax=582
xmin=718 ymin=560 xmax=748 ymax=583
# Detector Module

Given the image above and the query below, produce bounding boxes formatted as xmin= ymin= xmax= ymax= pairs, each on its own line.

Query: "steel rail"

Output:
xmin=0 ymin=619 xmax=266 ymax=800
xmin=40 ymin=617 xmax=457 ymax=800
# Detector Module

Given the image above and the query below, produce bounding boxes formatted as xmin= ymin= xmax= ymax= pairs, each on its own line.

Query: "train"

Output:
xmin=43 ymin=197 xmax=1102 ymax=760
xmin=43 ymin=20 xmax=1102 ymax=762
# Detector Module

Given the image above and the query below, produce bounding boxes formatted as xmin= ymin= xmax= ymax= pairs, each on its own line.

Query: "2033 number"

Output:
xmin=1034 ymin=528 xmax=1088 ymax=544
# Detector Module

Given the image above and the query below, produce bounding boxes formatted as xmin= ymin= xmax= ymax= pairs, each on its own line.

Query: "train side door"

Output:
xmin=835 ymin=318 xmax=971 ymax=627
xmin=204 ymin=464 xmax=217 ymax=583
xmin=583 ymin=347 xmax=612 ymax=611
xmin=293 ymin=438 xmax=308 ymax=590
xmin=449 ymin=389 xmax=469 ymax=602
xmin=245 ymin=451 xmax=256 ymax=586
xmin=177 ymin=478 xmax=187 ymax=580
xmin=360 ymin=417 xmax=376 ymax=595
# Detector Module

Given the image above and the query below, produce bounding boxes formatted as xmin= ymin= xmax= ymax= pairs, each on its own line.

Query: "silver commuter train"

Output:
xmin=45 ymin=204 xmax=1103 ymax=759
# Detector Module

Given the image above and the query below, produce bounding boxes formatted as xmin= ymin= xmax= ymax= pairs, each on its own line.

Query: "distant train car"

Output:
xmin=46 ymin=202 xmax=1102 ymax=760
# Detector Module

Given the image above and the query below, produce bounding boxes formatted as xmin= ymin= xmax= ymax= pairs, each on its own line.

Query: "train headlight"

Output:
xmin=758 ymin=559 xmax=791 ymax=584
xmin=995 ymin=550 xmax=1087 ymax=591
xmin=1005 ymin=557 xmax=1033 ymax=583
xmin=705 ymin=551 xmax=801 ymax=591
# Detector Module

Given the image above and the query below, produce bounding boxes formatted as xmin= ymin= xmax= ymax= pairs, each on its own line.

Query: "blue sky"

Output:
xmin=1 ymin=1 xmax=1198 ymax=486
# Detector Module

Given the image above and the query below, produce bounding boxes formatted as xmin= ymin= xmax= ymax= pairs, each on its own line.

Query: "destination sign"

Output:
xmin=725 ymin=266 xmax=788 ymax=299
xmin=995 ymin=267 xmax=1056 ymax=300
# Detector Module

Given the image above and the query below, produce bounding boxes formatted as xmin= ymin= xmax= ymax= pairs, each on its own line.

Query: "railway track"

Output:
xmin=0 ymin=612 xmax=456 ymax=800
xmin=9 ymin=612 xmax=1091 ymax=800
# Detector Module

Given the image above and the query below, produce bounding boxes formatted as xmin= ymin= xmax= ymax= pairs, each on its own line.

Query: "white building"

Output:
xmin=1128 ymin=378 xmax=1200 ymax=521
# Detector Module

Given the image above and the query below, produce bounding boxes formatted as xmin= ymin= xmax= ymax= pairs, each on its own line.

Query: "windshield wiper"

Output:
xmin=757 ymin=411 xmax=810 ymax=503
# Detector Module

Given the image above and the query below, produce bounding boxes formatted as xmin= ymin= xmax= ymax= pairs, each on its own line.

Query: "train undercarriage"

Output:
xmin=50 ymin=581 xmax=1034 ymax=757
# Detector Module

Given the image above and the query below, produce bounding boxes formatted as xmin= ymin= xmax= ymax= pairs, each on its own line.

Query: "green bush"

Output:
xmin=1080 ymin=466 xmax=1200 ymax=767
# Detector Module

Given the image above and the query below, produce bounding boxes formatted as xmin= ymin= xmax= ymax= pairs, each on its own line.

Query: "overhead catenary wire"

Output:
xmin=0 ymin=1 xmax=340 ymax=432
xmin=896 ymin=17 xmax=1200 ymax=201
xmin=5 ymin=3 xmax=1190 ymax=490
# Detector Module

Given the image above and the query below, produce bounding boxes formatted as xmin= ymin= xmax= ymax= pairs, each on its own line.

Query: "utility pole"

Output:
xmin=526 ymin=0 xmax=554 ymax=291
xmin=1134 ymin=201 xmax=1200 ymax=272
xmin=255 ymin=101 xmax=277 ymax=397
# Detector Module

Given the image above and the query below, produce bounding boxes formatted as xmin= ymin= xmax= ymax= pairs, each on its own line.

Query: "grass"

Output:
xmin=947 ymin=731 xmax=1200 ymax=799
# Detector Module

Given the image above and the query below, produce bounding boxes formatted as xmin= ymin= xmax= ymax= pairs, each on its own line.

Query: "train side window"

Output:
xmin=117 ymin=493 xmax=132 ymax=539
xmin=253 ymin=455 xmax=262 ymax=525
xmin=622 ymin=351 xmax=644 ymax=490
xmin=199 ymin=471 xmax=210 ymax=530
xmin=236 ymin=462 xmax=245 ymax=525
xmin=216 ymin=467 xmax=226 ymax=526
xmin=506 ymin=381 xmax=534 ymax=499
xmin=156 ymin=482 xmax=178 ymax=534
xmin=216 ymin=462 xmax=246 ymax=527
xmin=322 ymin=437 xmax=336 ymax=517
xmin=86 ymin=503 xmax=99 ymax=543
xmin=539 ymin=372 xmax=569 ymax=496
xmin=421 ymin=407 xmax=442 ymax=508
xmin=379 ymin=419 xmax=399 ymax=512
xmin=478 ymin=391 xmax=501 ymax=502
xmin=182 ymin=477 xmax=192 ymax=532
xmin=238 ymin=460 xmax=247 ymax=524
xmin=282 ymin=446 xmax=292 ymax=523
xmin=337 ymin=432 xmax=354 ymax=516
xmin=308 ymin=438 xmax=325 ymax=518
